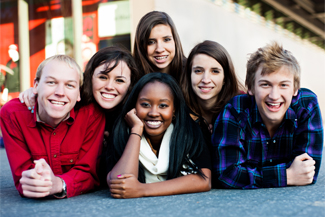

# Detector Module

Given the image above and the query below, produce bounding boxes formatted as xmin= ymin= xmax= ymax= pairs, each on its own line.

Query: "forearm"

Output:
xmin=109 ymin=134 xmax=141 ymax=180
xmin=143 ymin=169 xmax=211 ymax=197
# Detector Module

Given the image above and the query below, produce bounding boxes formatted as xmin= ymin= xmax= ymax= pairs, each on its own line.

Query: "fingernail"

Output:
xmin=20 ymin=100 xmax=24 ymax=103
xmin=28 ymin=107 xmax=31 ymax=110
xmin=31 ymin=110 xmax=34 ymax=114
xmin=117 ymin=175 xmax=121 ymax=178
xmin=32 ymin=106 xmax=34 ymax=109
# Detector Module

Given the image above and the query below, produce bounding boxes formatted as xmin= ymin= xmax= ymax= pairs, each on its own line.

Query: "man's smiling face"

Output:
xmin=35 ymin=59 xmax=80 ymax=127
xmin=249 ymin=65 xmax=298 ymax=130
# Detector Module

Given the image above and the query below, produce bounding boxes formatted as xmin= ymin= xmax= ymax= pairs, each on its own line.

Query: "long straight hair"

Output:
xmin=133 ymin=11 xmax=186 ymax=81
xmin=108 ymin=72 xmax=205 ymax=182
xmin=181 ymin=40 xmax=245 ymax=122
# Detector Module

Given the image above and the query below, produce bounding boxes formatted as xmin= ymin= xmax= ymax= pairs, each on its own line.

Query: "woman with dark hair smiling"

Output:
xmin=133 ymin=11 xmax=186 ymax=81
xmin=181 ymin=40 xmax=245 ymax=133
xmin=106 ymin=72 xmax=211 ymax=198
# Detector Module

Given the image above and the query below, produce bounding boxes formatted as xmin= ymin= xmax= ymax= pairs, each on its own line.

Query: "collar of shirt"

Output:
xmin=28 ymin=99 xmax=76 ymax=128
xmin=248 ymin=94 xmax=298 ymax=134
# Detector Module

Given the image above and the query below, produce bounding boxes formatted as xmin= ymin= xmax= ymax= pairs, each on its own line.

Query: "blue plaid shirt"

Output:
xmin=212 ymin=88 xmax=323 ymax=189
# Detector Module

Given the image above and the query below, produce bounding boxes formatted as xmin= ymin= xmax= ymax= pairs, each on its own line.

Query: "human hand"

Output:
xmin=286 ymin=153 xmax=315 ymax=186
xmin=19 ymin=87 xmax=37 ymax=112
xmin=20 ymin=159 xmax=63 ymax=198
xmin=108 ymin=174 xmax=145 ymax=198
xmin=124 ymin=108 xmax=143 ymax=135
xmin=20 ymin=159 xmax=52 ymax=198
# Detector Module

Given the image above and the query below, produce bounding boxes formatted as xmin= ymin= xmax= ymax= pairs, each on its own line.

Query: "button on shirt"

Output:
xmin=211 ymin=88 xmax=323 ymax=189
xmin=0 ymin=99 xmax=105 ymax=197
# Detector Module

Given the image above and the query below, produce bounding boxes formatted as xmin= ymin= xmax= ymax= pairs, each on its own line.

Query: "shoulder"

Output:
xmin=223 ymin=94 xmax=253 ymax=115
xmin=76 ymin=103 xmax=104 ymax=117
xmin=73 ymin=103 xmax=105 ymax=124
xmin=1 ymin=98 xmax=29 ymax=118
xmin=291 ymin=88 xmax=319 ymax=112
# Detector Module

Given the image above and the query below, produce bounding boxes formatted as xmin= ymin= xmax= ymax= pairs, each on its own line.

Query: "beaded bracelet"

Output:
xmin=130 ymin=132 xmax=141 ymax=138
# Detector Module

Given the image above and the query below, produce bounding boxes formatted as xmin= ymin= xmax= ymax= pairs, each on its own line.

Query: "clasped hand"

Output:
xmin=20 ymin=159 xmax=60 ymax=198
xmin=108 ymin=174 xmax=145 ymax=199
xmin=287 ymin=153 xmax=316 ymax=186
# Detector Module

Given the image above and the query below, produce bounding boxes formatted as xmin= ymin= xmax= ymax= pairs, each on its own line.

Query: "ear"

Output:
xmin=248 ymin=89 xmax=254 ymax=95
xmin=33 ymin=79 xmax=39 ymax=90
xmin=77 ymin=90 xmax=81 ymax=102
xmin=293 ymin=88 xmax=298 ymax=96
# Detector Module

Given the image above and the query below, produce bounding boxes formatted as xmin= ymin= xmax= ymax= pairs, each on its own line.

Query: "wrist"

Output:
xmin=53 ymin=177 xmax=67 ymax=198
xmin=131 ymin=126 xmax=143 ymax=135
xmin=286 ymin=168 xmax=292 ymax=185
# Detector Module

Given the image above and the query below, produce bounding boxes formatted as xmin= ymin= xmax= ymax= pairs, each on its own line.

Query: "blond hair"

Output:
xmin=35 ymin=55 xmax=83 ymax=86
xmin=245 ymin=42 xmax=300 ymax=92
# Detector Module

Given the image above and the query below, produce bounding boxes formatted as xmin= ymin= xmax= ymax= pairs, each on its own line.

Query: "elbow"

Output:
xmin=200 ymin=168 xmax=212 ymax=191
xmin=203 ymin=177 xmax=212 ymax=191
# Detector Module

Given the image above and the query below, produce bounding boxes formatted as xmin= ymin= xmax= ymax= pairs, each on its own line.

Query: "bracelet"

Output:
xmin=130 ymin=132 xmax=142 ymax=138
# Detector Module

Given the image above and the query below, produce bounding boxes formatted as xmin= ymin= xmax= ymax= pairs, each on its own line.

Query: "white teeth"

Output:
xmin=146 ymin=121 xmax=162 ymax=126
xmin=51 ymin=100 xmax=65 ymax=105
xmin=200 ymin=87 xmax=213 ymax=90
xmin=102 ymin=93 xmax=115 ymax=99
xmin=155 ymin=56 xmax=167 ymax=60
xmin=268 ymin=103 xmax=281 ymax=106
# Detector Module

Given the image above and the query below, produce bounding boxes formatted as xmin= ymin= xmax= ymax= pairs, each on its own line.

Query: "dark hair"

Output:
xmin=109 ymin=72 xmax=205 ymax=182
xmin=80 ymin=46 xmax=142 ymax=108
xmin=133 ymin=11 xmax=186 ymax=81
xmin=181 ymin=40 xmax=245 ymax=121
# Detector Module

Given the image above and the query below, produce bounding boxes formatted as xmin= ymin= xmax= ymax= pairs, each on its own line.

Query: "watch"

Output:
xmin=54 ymin=177 xmax=67 ymax=198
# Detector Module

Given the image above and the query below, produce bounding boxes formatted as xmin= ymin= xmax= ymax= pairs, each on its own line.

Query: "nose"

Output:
xmin=269 ymin=87 xmax=280 ymax=100
xmin=104 ymin=79 xmax=115 ymax=90
xmin=201 ymin=72 xmax=211 ymax=83
xmin=155 ymin=41 xmax=165 ymax=53
xmin=148 ymin=106 xmax=159 ymax=117
xmin=54 ymin=83 xmax=65 ymax=97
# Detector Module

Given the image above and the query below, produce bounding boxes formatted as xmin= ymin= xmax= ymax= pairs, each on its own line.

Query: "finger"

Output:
xmin=296 ymin=153 xmax=313 ymax=161
xmin=111 ymin=193 xmax=122 ymax=199
xmin=303 ymin=159 xmax=316 ymax=167
xmin=34 ymin=161 xmax=43 ymax=174
xmin=104 ymin=131 xmax=109 ymax=137
xmin=22 ymin=184 xmax=52 ymax=193
xmin=18 ymin=92 xmax=24 ymax=103
xmin=22 ymin=190 xmax=50 ymax=198
xmin=109 ymin=188 xmax=124 ymax=194
xmin=22 ymin=169 xmax=42 ymax=180
xmin=118 ymin=174 xmax=133 ymax=179
xmin=109 ymin=184 xmax=125 ymax=190
xmin=20 ymin=176 xmax=52 ymax=187
xmin=35 ymin=158 xmax=51 ymax=170
xmin=109 ymin=179 xmax=125 ymax=185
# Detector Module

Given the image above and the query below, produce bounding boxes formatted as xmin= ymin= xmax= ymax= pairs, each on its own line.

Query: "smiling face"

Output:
xmin=147 ymin=24 xmax=176 ymax=73
xmin=34 ymin=59 xmax=81 ymax=128
xmin=135 ymin=81 xmax=175 ymax=144
xmin=249 ymin=65 xmax=298 ymax=131
xmin=191 ymin=54 xmax=225 ymax=108
xmin=92 ymin=61 xmax=131 ymax=110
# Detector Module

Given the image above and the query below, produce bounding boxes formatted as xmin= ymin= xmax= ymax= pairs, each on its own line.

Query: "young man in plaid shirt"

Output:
xmin=212 ymin=42 xmax=323 ymax=188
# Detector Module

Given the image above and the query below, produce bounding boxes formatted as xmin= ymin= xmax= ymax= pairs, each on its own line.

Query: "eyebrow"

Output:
xmin=138 ymin=97 xmax=171 ymax=102
xmin=192 ymin=66 xmax=222 ymax=70
xmin=258 ymin=79 xmax=292 ymax=83
xmin=149 ymin=35 xmax=173 ymax=39
xmin=46 ymin=76 xmax=78 ymax=83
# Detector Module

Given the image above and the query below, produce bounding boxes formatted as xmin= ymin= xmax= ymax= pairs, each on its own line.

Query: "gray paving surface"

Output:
xmin=1 ymin=148 xmax=324 ymax=217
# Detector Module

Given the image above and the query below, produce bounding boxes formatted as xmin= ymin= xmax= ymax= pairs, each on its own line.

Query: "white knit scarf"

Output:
xmin=139 ymin=124 xmax=174 ymax=183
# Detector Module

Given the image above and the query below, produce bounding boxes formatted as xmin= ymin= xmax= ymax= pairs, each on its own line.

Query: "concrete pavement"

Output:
xmin=1 ymin=148 xmax=324 ymax=217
